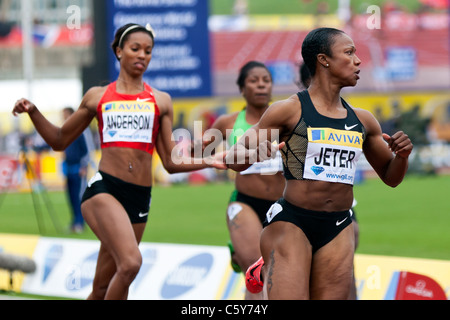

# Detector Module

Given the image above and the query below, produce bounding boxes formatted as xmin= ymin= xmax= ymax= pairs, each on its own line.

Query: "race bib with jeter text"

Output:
xmin=303 ymin=128 xmax=363 ymax=185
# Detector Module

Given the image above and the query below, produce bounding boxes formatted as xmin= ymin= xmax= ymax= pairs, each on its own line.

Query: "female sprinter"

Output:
xmin=208 ymin=61 xmax=285 ymax=299
xmin=226 ymin=28 xmax=413 ymax=300
xmin=13 ymin=23 xmax=225 ymax=300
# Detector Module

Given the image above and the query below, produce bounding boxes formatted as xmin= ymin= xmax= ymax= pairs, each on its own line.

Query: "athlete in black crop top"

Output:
xmin=226 ymin=28 xmax=413 ymax=300
xmin=282 ymin=90 xmax=366 ymax=182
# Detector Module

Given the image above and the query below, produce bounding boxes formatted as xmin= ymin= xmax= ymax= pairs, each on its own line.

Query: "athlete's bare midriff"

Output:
xmin=98 ymin=147 xmax=153 ymax=187
xmin=235 ymin=172 xmax=285 ymax=202
xmin=284 ymin=179 xmax=354 ymax=212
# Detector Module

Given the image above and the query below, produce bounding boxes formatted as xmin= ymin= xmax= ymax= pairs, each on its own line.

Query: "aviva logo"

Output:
xmin=308 ymin=128 xmax=363 ymax=148
xmin=103 ymin=101 xmax=155 ymax=113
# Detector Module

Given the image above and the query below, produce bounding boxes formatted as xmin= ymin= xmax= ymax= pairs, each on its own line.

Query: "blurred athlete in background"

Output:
xmin=208 ymin=61 xmax=285 ymax=299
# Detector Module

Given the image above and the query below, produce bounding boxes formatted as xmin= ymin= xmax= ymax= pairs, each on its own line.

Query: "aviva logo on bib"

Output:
xmin=304 ymin=127 xmax=363 ymax=185
xmin=309 ymin=128 xmax=363 ymax=148
xmin=103 ymin=101 xmax=155 ymax=113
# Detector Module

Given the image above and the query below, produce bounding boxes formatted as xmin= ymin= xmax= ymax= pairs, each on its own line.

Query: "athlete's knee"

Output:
xmin=235 ymin=250 xmax=261 ymax=271
xmin=88 ymin=285 xmax=108 ymax=300
xmin=116 ymin=252 xmax=142 ymax=283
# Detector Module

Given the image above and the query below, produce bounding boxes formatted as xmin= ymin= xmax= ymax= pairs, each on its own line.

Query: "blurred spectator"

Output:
xmin=62 ymin=107 xmax=90 ymax=233
xmin=233 ymin=0 xmax=248 ymax=15
xmin=400 ymin=104 xmax=430 ymax=146
xmin=381 ymin=101 xmax=402 ymax=136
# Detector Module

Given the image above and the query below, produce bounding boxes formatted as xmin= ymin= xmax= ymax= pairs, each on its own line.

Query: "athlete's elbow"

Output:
xmin=382 ymin=176 xmax=403 ymax=188
xmin=165 ymin=165 xmax=179 ymax=174
xmin=386 ymin=181 xmax=400 ymax=188
xmin=226 ymin=163 xmax=251 ymax=172
xmin=51 ymin=144 xmax=65 ymax=152
xmin=50 ymin=141 xmax=69 ymax=152
xmin=161 ymin=159 xmax=180 ymax=174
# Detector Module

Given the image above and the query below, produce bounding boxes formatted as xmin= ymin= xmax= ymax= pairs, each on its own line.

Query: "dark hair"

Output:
xmin=301 ymin=27 xmax=345 ymax=77
xmin=299 ymin=63 xmax=311 ymax=89
xmin=236 ymin=61 xmax=272 ymax=91
xmin=111 ymin=23 xmax=155 ymax=60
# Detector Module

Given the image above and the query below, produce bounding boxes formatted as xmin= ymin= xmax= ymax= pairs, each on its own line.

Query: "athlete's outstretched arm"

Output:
xmin=225 ymin=98 xmax=294 ymax=172
xmin=154 ymin=90 xmax=226 ymax=173
xmin=12 ymin=87 xmax=100 ymax=151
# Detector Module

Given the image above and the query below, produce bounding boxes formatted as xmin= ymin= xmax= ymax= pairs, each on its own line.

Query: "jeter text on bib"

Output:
xmin=304 ymin=128 xmax=363 ymax=185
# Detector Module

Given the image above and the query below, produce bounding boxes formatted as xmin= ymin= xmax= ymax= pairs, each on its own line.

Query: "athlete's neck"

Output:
xmin=308 ymin=77 xmax=343 ymax=108
xmin=116 ymin=75 xmax=145 ymax=94
xmin=246 ymin=104 xmax=269 ymax=124
xmin=308 ymin=83 xmax=345 ymax=115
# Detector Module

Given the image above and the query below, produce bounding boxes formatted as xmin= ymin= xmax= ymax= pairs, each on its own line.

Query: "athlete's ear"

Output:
xmin=317 ymin=53 xmax=329 ymax=69
xmin=116 ymin=47 xmax=123 ymax=61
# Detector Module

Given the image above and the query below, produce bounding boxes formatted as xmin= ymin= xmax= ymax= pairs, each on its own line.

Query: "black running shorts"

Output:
xmin=230 ymin=190 xmax=276 ymax=224
xmin=81 ymin=171 xmax=152 ymax=224
xmin=264 ymin=198 xmax=353 ymax=253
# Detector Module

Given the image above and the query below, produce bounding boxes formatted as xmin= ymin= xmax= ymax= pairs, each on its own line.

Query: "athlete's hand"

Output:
xmin=256 ymin=140 xmax=285 ymax=162
xmin=13 ymin=98 xmax=36 ymax=116
xmin=209 ymin=150 xmax=228 ymax=170
xmin=383 ymin=131 xmax=413 ymax=159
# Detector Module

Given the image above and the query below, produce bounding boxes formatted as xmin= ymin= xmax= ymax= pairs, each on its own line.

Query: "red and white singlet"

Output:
xmin=97 ymin=82 xmax=160 ymax=155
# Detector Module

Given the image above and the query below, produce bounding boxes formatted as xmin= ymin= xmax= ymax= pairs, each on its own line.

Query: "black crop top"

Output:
xmin=281 ymin=90 xmax=366 ymax=185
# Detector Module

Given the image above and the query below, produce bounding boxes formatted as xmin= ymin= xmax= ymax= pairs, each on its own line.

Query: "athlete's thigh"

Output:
xmin=227 ymin=202 xmax=263 ymax=267
xmin=227 ymin=203 xmax=262 ymax=247
xmin=81 ymin=194 xmax=140 ymax=261
xmin=260 ymin=221 xmax=312 ymax=300
xmin=310 ymin=223 xmax=355 ymax=300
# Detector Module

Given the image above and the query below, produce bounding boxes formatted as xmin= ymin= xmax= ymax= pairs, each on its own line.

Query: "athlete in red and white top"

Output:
xmin=13 ymin=23 xmax=225 ymax=300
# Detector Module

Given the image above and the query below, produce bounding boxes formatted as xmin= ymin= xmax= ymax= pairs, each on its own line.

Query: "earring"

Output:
xmin=326 ymin=64 xmax=330 ymax=67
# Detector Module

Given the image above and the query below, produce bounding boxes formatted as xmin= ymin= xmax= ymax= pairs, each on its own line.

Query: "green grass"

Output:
xmin=0 ymin=182 xmax=234 ymax=245
xmin=0 ymin=175 xmax=449 ymax=260
xmin=354 ymin=174 xmax=450 ymax=260
xmin=145 ymin=183 xmax=233 ymax=245
xmin=210 ymin=0 xmax=423 ymax=15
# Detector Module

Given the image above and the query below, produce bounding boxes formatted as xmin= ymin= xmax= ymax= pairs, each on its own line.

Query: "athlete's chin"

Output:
xmin=130 ymin=69 xmax=146 ymax=78
xmin=345 ymin=80 xmax=358 ymax=87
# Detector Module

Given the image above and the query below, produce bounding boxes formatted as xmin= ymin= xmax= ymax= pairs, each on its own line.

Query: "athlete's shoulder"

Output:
xmin=87 ymin=85 xmax=108 ymax=96
xmin=149 ymin=86 xmax=171 ymax=101
xmin=81 ymin=85 xmax=109 ymax=113
xmin=211 ymin=111 xmax=240 ymax=133
xmin=266 ymin=94 xmax=300 ymax=118
xmin=352 ymin=107 xmax=381 ymax=134
xmin=352 ymin=106 xmax=375 ymax=120
xmin=150 ymin=86 xmax=172 ymax=115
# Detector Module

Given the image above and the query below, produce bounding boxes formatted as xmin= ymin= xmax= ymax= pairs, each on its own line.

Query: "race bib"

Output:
xmin=240 ymin=151 xmax=283 ymax=176
xmin=303 ymin=128 xmax=363 ymax=185
xmin=101 ymin=101 xmax=156 ymax=144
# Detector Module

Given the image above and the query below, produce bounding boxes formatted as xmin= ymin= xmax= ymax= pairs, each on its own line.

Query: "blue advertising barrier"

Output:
xmin=106 ymin=0 xmax=212 ymax=98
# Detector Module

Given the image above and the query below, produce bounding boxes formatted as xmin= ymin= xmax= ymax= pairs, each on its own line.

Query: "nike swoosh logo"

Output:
xmin=345 ymin=124 xmax=358 ymax=131
xmin=336 ymin=217 xmax=348 ymax=226
xmin=137 ymin=98 xmax=151 ymax=102
xmin=139 ymin=212 xmax=149 ymax=218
